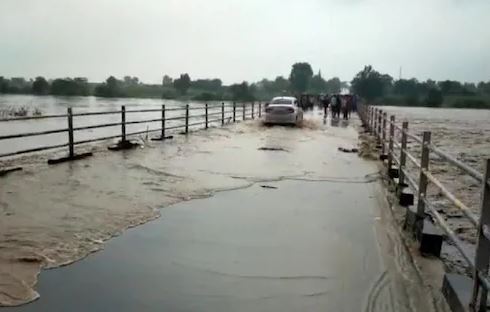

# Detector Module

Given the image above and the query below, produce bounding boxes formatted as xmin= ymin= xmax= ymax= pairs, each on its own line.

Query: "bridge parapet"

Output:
xmin=358 ymin=102 xmax=490 ymax=312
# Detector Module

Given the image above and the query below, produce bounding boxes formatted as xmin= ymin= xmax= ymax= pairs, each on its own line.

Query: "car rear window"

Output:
xmin=271 ymin=99 xmax=293 ymax=104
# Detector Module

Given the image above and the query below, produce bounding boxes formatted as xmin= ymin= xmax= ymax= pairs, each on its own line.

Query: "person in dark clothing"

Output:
xmin=351 ymin=94 xmax=358 ymax=112
xmin=322 ymin=94 xmax=330 ymax=117
xmin=330 ymin=95 xmax=339 ymax=119
xmin=335 ymin=94 xmax=342 ymax=119
xmin=344 ymin=95 xmax=353 ymax=120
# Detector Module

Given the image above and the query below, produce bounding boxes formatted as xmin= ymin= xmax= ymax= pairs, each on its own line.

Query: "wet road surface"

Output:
xmin=6 ymin=179 xmax=382 ymax=312
xmin=1 ymin=113 xmax=450 ymax=311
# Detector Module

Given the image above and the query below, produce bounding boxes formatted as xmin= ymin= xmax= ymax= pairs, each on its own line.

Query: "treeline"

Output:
xmin=0 ymin=77 xmax=91 ymax=96
xmin=350 ymin=65 xmax=490 ymax=108
xmin=0 ymin=63 xmax=347 ymax=101
xmin=160 ymin=66 xmax=347 ymax=102
xmin=2 ymin=63 xmax=490 ymax=108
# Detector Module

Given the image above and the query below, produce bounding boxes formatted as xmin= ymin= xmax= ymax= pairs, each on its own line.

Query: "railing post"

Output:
xmin=417 ymin=131 xmax=431 ymax=217
xmin=67 ymin=107 xmax=74 ymax=158
xmin=233 ymin=102 xmax=236 ymax=122
xmin=161 ymin=104 xmax=165 ymax=139
xmin=121 ymin=105 xmax=126 ymax=142
xmin=242 ymin=103 xmax=246 ymax=120
xmin=368 ymin=106 xmax=371 ymax=131
xmin=388 ymin=115 xmax=395 ymax=169
xmin=221 ymin=102 xmax=225 ymax=126
xmin=399 ymin=121 xmax=408 ymax=187
xmin=366 ymin=105 xmax=370 ymax=128
xmin=368 ymin=106 xmax=373 ymax=132
xmin=377 ymin=110 xmax=382 ymax=142
xmin=205 ymin=103 xmax=209 ymax=129
xmin=374 ymin=108 xmax=378 ymax=137
xmin=185 ymin=104 xmax=189 ymax=134
xmin=252 ymin=101 xmax=255 ymax=119
xmin=371 ymin=107 xmax=374 ymax=133
xmin=259 ymin=102 xmax=262 ymax=118
xmin=367 ymin=106 xmax=370 ymax=130
xmin=471 ymin=159 xmax=490 ymax=311
xmin=382 ymin=112 xmax=387 ymax=154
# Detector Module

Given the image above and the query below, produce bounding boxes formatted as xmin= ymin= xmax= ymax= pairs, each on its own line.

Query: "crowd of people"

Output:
xmin=320 ymin=94 xmax=357 ymax=120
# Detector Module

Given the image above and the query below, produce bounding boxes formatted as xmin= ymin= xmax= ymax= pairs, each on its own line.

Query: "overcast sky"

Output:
xmin=1 ymin=0 xmax=489 ymax=84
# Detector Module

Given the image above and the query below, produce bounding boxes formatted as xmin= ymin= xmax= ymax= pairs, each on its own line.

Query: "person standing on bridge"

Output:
xmin=341 ymin=95 xmax=348 ymax=120
xmin=330 ymin=94 xmax=338 ymax=119
xmin=345 ymin=95 xmax=353 ymax=120
xmin=322 ymin=94 xmax=330 ymax=118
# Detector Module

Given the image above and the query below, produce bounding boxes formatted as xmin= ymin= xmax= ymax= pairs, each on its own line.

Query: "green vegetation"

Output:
xmin=0 ymin=62 xmax=346 ymax=102
xmin=94 ymin=76 xmax=123 ymax=97
xmin=173 ymin=74 xmax=191 ymax=95
xmin=351 ymin=65 xmax=490 ymax=109
xmin=289 ymin=62 xmax=313 ymax=93
xmin=1 ymin=63 xmax=489 ymax=108
xmin=50 ymin=78 xmax=90 ymax=96
xmin=32 ymin=77 xmax=49 ymax=95
xmin=351 ymin=65 xmax=393 ymax=100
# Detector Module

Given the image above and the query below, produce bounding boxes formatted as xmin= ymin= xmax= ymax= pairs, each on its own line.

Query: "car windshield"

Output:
xmin=271 ymin=99 xmax=293 ymax=104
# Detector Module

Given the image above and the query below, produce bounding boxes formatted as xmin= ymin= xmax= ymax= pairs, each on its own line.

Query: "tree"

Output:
xmin=326 ymin=77 xmax=341 ymax=94
xmin=350 ymin=65 xmax=393 ymax=100
xmin=254 ymin=76 xmax=290 ymax=99
xmin=274 ymin=76 xmax=289 ymax=92
xmin=123 ymin=76 xmax=139 ymax=86
xmin=463 ymin=82 xmax=477 ymax=94
xmin=309 ymin=71 xmax=327 ymax=93
xmin=2 ymin=77 xmax=31 ymax=94
xmin=229 ymin=82 xmax=254 ymax=101
xmin=438 ymin=80 xmax=464 ymax=95
xmin=32 ymin=76 xmax=50 ymax=95
xmin=424 ymin=88 xmax=443 ymax=107
xmin=94 ymin=76 xmax=123 ymax=97
xmin=393 ymin=79 xmax=420 ymax=97
xmin=50 ymin=78 xmax=89 ymax=96
xmin=162 ymin=75 xmax=173 ymax=86
xmin=477 ymin=81 xmax=490 ymax=95
xmin=191 ymin=79 xmax=222 ymax=92
xmin=0 ymin=77 xmax=8 ymax=93
xmin=173 ymin=74 xmax=191 ymax=95
xmin=289 ymin=62 xmax=313 ymax=93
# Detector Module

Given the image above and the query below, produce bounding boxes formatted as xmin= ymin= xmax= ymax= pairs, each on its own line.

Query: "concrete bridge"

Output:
xmin=0 ymin=105 xmax=458 ymax=311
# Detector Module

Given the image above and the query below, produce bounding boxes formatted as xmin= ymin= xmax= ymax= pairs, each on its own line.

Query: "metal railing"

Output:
xmin=358 ymin=102 xmax=490 ymax=311
xmin=0 ymin=101 xmax=263 ymax=163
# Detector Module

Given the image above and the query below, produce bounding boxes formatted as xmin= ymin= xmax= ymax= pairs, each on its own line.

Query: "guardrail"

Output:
xmin=0 ymin=101 xmax=262 ymax=165
xmin=358 ymin=102 xmax=490 ymax=312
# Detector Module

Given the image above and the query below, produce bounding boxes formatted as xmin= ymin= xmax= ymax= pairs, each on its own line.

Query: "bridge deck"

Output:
xmin=1 ymin=112 xmax=448 ymax=311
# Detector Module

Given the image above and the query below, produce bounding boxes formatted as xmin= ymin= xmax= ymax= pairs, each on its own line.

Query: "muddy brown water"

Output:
xmin=380 ymin=106 xmax=490 ymax=275
xmin=0 ymin=94 xmax=230 ymax=156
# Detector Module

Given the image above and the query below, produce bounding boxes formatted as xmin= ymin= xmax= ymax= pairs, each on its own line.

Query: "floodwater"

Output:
xmin=380 ymin=106 xmax=490 ymax=274
xmin=0 ymin=94 xmax=229 ymax=157
xmin=0 ymin=102 xmax=449 ymax=311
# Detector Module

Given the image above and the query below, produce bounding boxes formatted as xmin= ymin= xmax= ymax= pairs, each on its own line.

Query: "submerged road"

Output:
xmin=1 ymin=112 xmax=448 ymax=311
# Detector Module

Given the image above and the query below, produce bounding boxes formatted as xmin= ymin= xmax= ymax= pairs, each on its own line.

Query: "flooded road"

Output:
xmin=0 ymin=110 xmax=448 ymax=311
xmin=6 ymin=180 xmax=383 ymax=312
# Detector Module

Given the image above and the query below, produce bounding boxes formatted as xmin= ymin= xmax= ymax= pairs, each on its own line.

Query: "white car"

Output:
xmin=264 ymin=96 xmax=303 ymax=126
